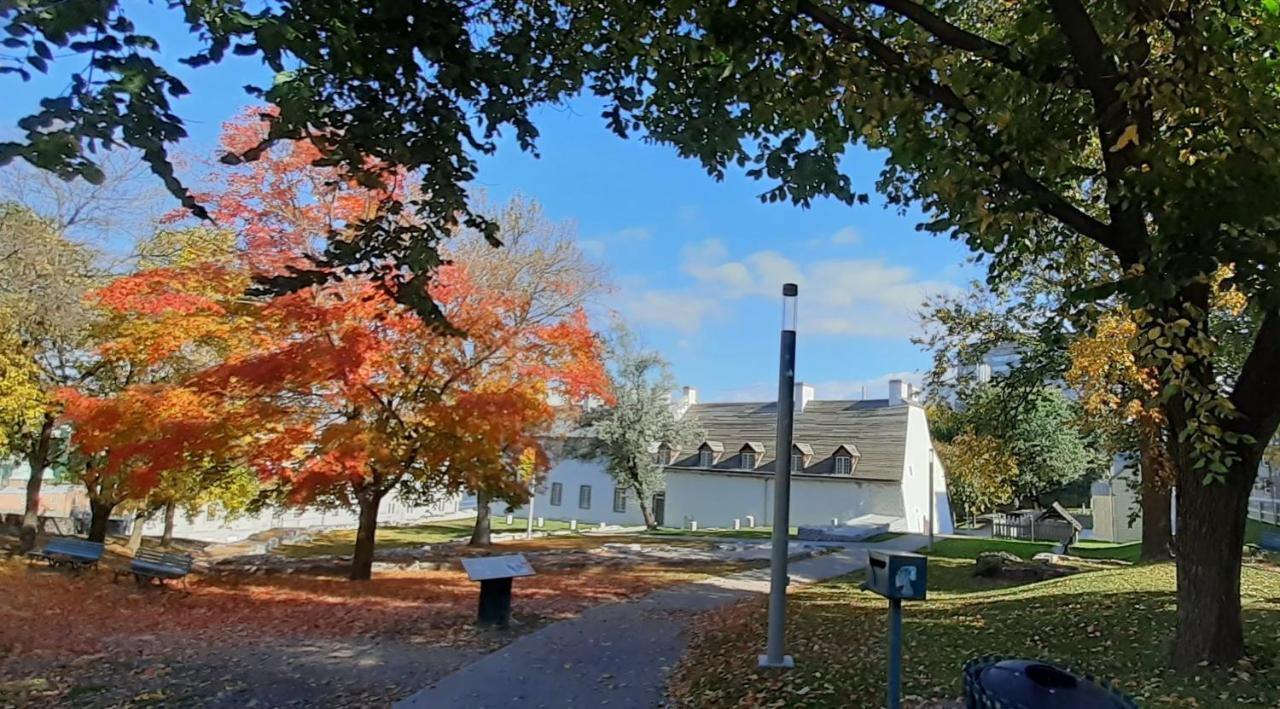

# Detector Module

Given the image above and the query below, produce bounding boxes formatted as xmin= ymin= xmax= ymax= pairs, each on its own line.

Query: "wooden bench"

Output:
xmin=127 ymin=549 xmax=195 ymax=590
xmin=25 ymin=537 xmax=104 ymax=571
xmin=1261 ymin=530 xmax=1280 ymax=553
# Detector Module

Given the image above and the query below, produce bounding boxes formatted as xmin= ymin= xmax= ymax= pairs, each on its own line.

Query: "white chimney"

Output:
xmin=888 ymin=379 xmax=909 ymax=406
xmin=683 ymin=386 xmax=698 ymax=405
xmin=794 ymin=382 xmax=815 ymax=412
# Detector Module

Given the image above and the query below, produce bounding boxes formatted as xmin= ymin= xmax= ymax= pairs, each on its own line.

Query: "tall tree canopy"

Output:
xmin=575 ymin=331 xmax=703 ymax=529
xmin=10 ymin=0 xmax=1280 ymax=667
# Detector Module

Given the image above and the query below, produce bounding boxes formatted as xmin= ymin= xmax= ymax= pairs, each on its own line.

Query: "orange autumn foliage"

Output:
xmin=60 ymin=113 xmax=609 ymax=568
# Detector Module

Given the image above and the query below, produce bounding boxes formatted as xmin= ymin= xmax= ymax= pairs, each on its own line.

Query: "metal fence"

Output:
xmin=1249 ymin=497 xmax=1279 ymax=526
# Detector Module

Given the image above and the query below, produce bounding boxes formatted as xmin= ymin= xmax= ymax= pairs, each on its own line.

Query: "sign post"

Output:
xmin=863 ymin=550 xmax=928 ymax=709
xmin=460 ymin=554 xmax=536 ymax=628
xmin=760 ymin=283 xmax=798 ymax=669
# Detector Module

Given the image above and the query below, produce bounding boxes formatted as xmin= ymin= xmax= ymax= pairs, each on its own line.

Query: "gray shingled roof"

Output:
xmin=666 ymin=399 xmax=908 ymax=481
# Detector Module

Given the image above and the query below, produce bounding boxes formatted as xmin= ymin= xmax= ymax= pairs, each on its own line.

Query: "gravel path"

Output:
xmin=396 ymin=534 xmax=928 ymax=709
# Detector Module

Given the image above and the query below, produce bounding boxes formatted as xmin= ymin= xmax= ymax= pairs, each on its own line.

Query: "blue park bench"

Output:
xmin=25 ymin=537 xmax=104 ymax=571
xmin=127 ymin=548 xmax=195 ymax=590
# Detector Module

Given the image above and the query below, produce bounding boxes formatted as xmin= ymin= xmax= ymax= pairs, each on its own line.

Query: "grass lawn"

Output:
xmin=276 ymin=517 xmax=578 ymax=557
xmin=929 ymin=536 xmax=1144 ymax=563
xmin=671 ymin=543 xmax=1280 ymax=707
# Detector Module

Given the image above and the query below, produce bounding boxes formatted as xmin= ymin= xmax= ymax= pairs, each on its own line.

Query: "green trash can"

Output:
xmin=964 ymin=656 xmax=1137 ymax=708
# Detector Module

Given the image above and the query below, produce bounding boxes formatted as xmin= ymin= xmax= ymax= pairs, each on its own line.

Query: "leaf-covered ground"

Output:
xmin=670 ymin=551 xmax=1280 ymax=708
xmin=0 ymin=547 xmax=757 ymax=707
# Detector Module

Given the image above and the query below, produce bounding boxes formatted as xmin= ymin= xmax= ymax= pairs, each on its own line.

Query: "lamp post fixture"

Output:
xmin=928 ymin=448 xmax=935 ymax=552
xmin=760 ymin=283 xmax=798 ymax=669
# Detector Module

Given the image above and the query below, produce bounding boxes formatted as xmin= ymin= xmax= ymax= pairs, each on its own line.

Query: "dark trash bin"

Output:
xmin=964 ymin=656 xmax=1137 ymax=708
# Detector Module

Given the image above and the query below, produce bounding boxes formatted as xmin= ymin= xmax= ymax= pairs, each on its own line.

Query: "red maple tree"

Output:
xmin=65 ymin=112 xmax=610 ymax=578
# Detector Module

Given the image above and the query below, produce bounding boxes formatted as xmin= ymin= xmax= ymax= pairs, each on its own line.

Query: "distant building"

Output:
xmin=504 ymin=380 xmax=954 ymax=534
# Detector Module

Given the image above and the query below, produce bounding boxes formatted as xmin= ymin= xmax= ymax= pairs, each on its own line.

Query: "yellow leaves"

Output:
xmin=1210 ymin=264 xmax=1248 ymax=316
xmin=1109 ymin=124 xmax=1140 ymax=152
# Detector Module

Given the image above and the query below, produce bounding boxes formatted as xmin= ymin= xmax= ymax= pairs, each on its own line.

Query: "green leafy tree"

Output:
xmin=0 ymin=204 xmax=103 ymax=550
xmin=953 ymin=386 xmax=1099 ymax=508
xmin=575 ymin=332 xmax=702 ymax=529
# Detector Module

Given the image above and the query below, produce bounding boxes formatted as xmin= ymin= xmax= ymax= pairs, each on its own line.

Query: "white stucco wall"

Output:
xmin=497 ymin=457 xmax=650 ymax=527
xmin=899 ymin=405 xmax=955 ymax=534
xmin=140 ymin=493 xmax=465 ymax=543
xmin=664 ymin=468 xmax=905 ymax=529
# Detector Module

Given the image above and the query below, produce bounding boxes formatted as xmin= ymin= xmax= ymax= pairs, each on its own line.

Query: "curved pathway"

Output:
xmin=396 ymin=534 xmax=927 ymax=709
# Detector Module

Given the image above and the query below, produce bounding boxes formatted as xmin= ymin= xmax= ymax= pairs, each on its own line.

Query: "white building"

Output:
xmin=504 ymin=381 xmax=954 ymax=533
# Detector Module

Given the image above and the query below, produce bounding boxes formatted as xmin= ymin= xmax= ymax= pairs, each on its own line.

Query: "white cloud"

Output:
xmin=613 ymin=226 xmax=653 ymax=242
xmin=830 ymin=226 xmax=862 ymax=245
xmin=712 ymin=370 xmax=922 ymax=403
xmin=677 ymin=245 xmax=955 ymax=337
xmin=578 ymin=239 xmax=606 ymax=258
xmin=809 ymin=371 xmax=923 ymax=401
xmin=620 ymin=289 xmax=726 ymax=334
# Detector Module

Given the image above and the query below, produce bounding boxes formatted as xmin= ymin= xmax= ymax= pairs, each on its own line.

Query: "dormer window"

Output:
xmin=739 ymin=442 xmax=764 ymax=471
xmin=741 ymin=451 xmax=757 ymax=469
xmin=697 ymin=441 xmax=724 ymax=468
xmin=791 ymin=443 xmax=814 ymax=472
xmin=833 ymin=444 xmax=861 ymax=475
xmin=654 ymin=443 xmax=673 ymax=465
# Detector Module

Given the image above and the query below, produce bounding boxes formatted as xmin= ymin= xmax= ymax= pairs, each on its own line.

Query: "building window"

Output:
xmin=654 ymin=444 xmax=671 ymax=465
xmin=791 ymin=453 xmax=805 ymax=472
xmin=579 ymin=485 xmax=592 ymax=509
xmin=699 ymin=449 xmax=714 ymax=467
xmin=550 ymin=482 xmax=563 ymax=506
xmin=741 ymin=451 xmax=757 ymax=469
xmin=835 ymin=455 xmax=853 ymax=475
xmin=613 ymin=487 xmax=627 ymax=513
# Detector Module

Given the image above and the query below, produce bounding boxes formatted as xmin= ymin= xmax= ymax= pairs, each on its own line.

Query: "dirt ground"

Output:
xmin=0 ymin=540 xmax=759 ymax=707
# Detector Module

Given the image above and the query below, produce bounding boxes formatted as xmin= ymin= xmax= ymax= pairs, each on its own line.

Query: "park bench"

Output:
xmin=25 ymin=537 xmax=104 ymax=571
xmin=1261 ymin=530 xmax=1280 ymax=553
xmin=127 ymin=548 xmax=195 ymax=590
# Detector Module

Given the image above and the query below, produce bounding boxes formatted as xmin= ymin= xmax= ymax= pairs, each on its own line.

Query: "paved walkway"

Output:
xmin=396 ymin=534 xmax=927 ymax=709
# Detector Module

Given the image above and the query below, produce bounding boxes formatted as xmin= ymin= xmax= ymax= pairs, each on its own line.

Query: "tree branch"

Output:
xmin=1229 ymin=310 xmax=1280 ymax=443
xmin=1044 ymin=0 xmax=1148 ymax=261
xmin=860 ymin=0 xmax=1074 ymax=85
xmin=797 ymin=0 xmax=1125 ymax=255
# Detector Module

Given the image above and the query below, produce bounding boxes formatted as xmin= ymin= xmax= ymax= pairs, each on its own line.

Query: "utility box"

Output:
xmin=865 ymin=550 xmax=927 ymax=600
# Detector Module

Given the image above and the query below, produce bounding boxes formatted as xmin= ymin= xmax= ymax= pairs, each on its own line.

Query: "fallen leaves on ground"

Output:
xmin=669 ymin=559 xmax=1280 ymax=708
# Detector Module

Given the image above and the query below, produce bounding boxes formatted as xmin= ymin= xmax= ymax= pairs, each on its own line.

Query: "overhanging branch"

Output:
xmin=861 ymin=0 xmax=1075 ymax=85
xmin=796 ymin=0 xmax=1124 ymax=255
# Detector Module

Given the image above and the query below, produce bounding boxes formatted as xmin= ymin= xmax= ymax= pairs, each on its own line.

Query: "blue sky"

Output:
xmin=3 ymin=9 xmax=979 ymax=403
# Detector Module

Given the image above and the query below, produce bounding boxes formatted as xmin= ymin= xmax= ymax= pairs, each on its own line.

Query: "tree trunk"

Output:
xmin=638 ymin=495 xmax=657 ymax=529
xmin=87 ymin=499 xmax=114 ymax=543
xmin=470 ymin=489 xmax=492 ymax=546
xmin=126 ymin=511 xmax=147 ymax=552
xmin=1170 ymin=445 xmax=1258 ymax=669
xmin=1137 ymin=426 xmax=1174 ymax=561
xmin=350 ymin=493 xmax=383 ymax=581
xmin=161 ymin=501 xmax=177 ymax=547
xmin=18 ymin=414 xmax=56 ymax=552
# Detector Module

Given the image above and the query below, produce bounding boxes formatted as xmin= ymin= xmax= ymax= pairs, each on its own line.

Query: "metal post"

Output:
xmin=887 ymin=597 xmax=903 ymax=709
xmin=525 ymin=487 xmax=535 ymax=540
xmin=927 ymin=449 xmax=935 ymax=551
xmin=760 ymin=283 xmax=798 ymax=669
